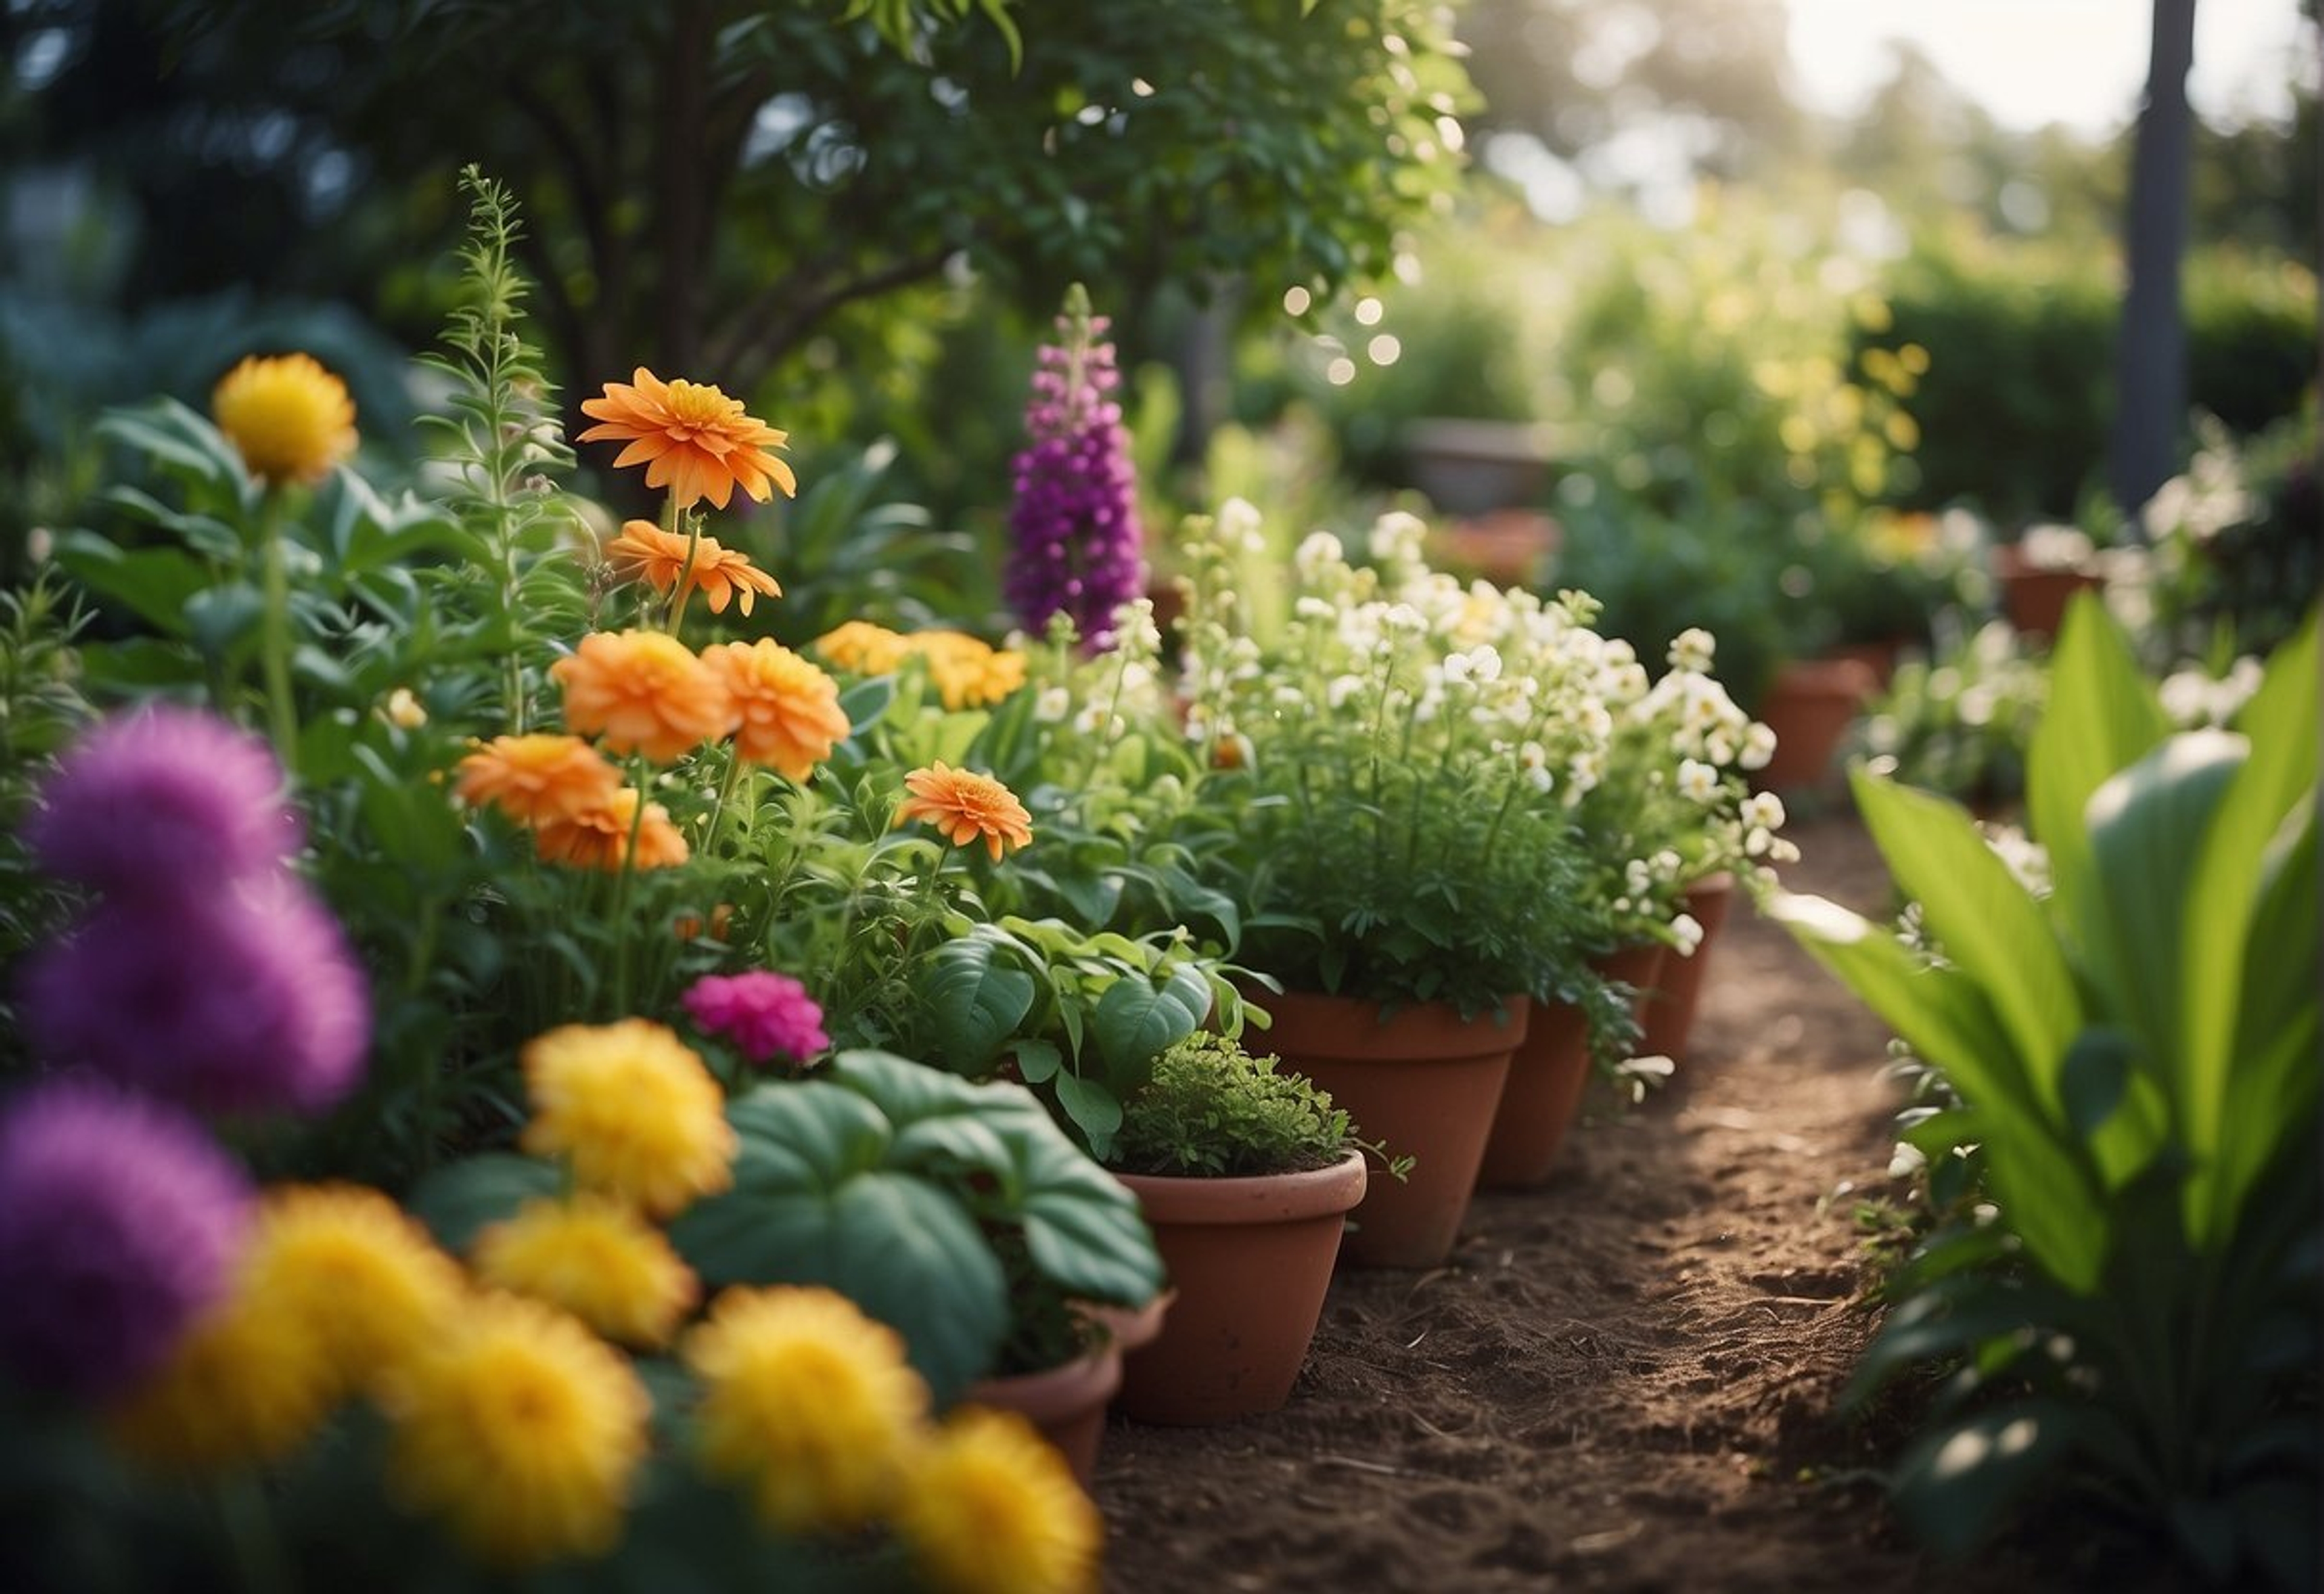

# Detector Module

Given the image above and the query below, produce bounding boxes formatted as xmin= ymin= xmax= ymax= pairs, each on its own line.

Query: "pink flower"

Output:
xmin=681 ymin=971 xmax=829 ymax=1066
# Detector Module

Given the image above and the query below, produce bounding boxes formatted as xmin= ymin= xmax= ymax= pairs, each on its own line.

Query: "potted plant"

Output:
xmin=1105 ymin=1031 xmax=1402 ymax=1425
xmin=1173 ymin=503 xmax=1616 ymax=1266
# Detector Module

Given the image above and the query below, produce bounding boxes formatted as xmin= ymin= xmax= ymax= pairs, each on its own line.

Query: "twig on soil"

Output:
xmin=1313 ymin=1454 xmax=1416 ymax=1478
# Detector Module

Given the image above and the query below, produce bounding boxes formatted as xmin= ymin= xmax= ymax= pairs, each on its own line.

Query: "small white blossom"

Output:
xmin=1669 ymin=913 xmax=1704 ymax=957
xmin=1667 ymin=627 xmax=1716 ymax=674
xmin=1739 ymin=722 xmax=1777 ymax=771
xmin=1676 ymin=758 xmax=1719 ymax=802
xmin=1294 ymin=530 xmax=1345 ymax=575
xmin=1741 ymin=792 xmax=1786 ymax=831
xmin=1033 ymin=685 xmax=1073 ymax=723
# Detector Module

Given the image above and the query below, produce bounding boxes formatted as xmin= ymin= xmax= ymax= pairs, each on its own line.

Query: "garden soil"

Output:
xmin=1092 ymin=805 xmax=2193 ymax=1594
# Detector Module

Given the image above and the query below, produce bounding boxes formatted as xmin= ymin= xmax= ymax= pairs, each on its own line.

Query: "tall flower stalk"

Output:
xmin=1006 ymin=284 xmax=1144 ymax=650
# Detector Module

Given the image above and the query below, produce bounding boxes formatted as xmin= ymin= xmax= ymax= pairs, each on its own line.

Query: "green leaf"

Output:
xmin=1052 ymin=1071 xmax=1124 ymax=1151
xmin=403 ymin=1153 xmax=562 ymax=1254
xmin=1851 ymin=772 xmax=2081 ymax=1123
xmin=917 ymin=940 xmax=1038 ymax=1071
xmin=1889 ymin=1399 xmax=2080 ymax=1558
xmin=1088 ymin=968 xmax=1206 ymax=1074
xmin=51 ymin=531 xmax=214 ymax=635
xmin=2025 ymin=594 xmax=2169 ymax=929
xmin=1012 ymin=1039 xmax=1063 ymax=1084
xmin=2210 ymin=816 xmax=2319 ymax=1246
xmin=183 ymin=582 xmax=265 ymax=658
xmin=2057 ymin=1028 xmax=2136 ymax=1141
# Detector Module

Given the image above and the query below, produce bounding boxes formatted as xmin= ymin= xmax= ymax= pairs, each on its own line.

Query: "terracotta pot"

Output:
xmin=1475 ymin=994 xmax=1592 ymax=1189
xmin=1113 ymin=1150 xmax=1367 ymax=1425
xmin=1638 ymin=872 xmax=1738 ymax=1063
xmin=1254 ymin=989 xmax=1528 ymax=1268
xmin=962 ymin=1343 xmax=1123 ymax=1488
xmin=1991 ymin=544 xmax=2102 ymax=639
xmin=1752 ymin=656 xmax=1878 ymax=793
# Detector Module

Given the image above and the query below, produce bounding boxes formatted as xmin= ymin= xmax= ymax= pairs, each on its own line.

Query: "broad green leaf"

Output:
xmin=2207 ymin=816 xmax=2320 ymax=1247
xmin=1088 ymin=969 xmax=1207 ymax=1074
xmin=1851 ymin=772 xmax=2081 ymax=1121
xmin=403 ymin=1153 xmax=562 ymax=1253
xmin=723 ymin=1077 xmax=894 ymax=1187
xmin=917 ymin=939 xmax=1037 ymax=1069
xmin=1000 ymin=1123 xmax=1162 ymax=1308
xmin=51 ymin=532 xmax=214 ymax=634
xmin=2081 ymin=733 xmax=2245 ymax=1144
xmin=2058 ymin=1028 xmax=2137 ymax=1142
xmin=2181 ymin=610 xmax=2317 ymax=1231
xmin=2026 ymin=594 xmax=2168 ymax=930
xmin=183 ymin=582 xmax=264 ymax=660
xmin=1889 ymin=1399 xmax=2081 ymax=1558
xmin=1770 ymin=890 xmax=2107 ymax=1291
xmin=1011 ymin=1038 xmax=1063 ymax=1084
xmin=1052 ymin=1071 xmax=1124 ymax=1153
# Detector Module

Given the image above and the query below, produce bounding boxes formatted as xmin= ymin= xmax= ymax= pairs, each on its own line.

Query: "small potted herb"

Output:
xmin=1106 ymin=1032 xmax=1402 ymax=1426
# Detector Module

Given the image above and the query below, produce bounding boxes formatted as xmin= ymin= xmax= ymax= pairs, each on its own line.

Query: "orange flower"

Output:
xmin=578 ymin=369 xmax=796 ymax=511
xmin=551 ymin=630 xmax=735 ymax=763
xmin=535 ymin=788 xmax=691 ymax=871
xmin=813 ymin=620 xmax=913 ymax=676
xmin=896 ymin=763 xmax=1032 ymax=862
xmin=456 ymin=735 xmax=623 ymax=827
xmin=604 ymin=522 xmax=783 ymax=617
xmin=703 ymin=640 xmax=852 ymax=782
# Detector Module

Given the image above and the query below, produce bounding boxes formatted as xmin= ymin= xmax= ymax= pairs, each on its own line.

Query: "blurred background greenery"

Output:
xmin=2 ymin=0 xmax=2316 ymax=683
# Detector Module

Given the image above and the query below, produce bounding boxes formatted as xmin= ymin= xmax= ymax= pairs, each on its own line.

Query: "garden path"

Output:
xmin=1092 ymin=807 xmax=2153 ymax=1594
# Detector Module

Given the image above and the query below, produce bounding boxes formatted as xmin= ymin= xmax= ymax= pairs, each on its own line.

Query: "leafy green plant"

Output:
xmin=1771 ymin=594 xmax=2319 ymax=1587
xmin=1856 ymin=617 xmax=2050 ymax=810
xmin=666 ymin=1049 xmax=1163 ymax=1393
xmin=1108 ymin=1031 xmax=1402 ymax=1181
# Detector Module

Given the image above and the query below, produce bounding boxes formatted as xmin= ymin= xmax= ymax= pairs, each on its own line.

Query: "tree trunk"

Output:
xmin=2109 ymin=0 xmax=2200 ymax=530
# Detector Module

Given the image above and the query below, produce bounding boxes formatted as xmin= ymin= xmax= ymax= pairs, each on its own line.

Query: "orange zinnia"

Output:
xmin=455 ymin=734 xmax=623 ymax=827
xmin=896 ymin=762 xmax=1033 ymax=862
xmin=534 ymin=787 xmax=690 ymax=871
xmin=551 ymin=629 xmax=736 ymax=764
xmin=604 ymin=522 xmax=783 ymax=617
xmin=813 ymin=620 xmax=913 ymax=676
xmin=579 ymin=369 xmax=797 ymax=511
xmin=704 ymin=640 xmax=852 ymax=782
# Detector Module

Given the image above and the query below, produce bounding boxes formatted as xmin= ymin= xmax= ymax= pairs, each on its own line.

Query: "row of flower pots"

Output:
xmin=1046 ymin=871 xmax=1739 ymax=1451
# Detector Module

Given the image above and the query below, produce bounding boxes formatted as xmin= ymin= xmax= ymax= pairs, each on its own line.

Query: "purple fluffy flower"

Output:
xmin=1005 ymin=283 xmax=1146 ymax=649
xmin=25 ymin=706 xmax=300 ymax=898
xmin=0 ymin=1077 xmax=254 ymax=1400
xmin=20 ymin=875 xmax=372 ymax=1118
xmin=683 ymin=969 xmax=830 ymax=1066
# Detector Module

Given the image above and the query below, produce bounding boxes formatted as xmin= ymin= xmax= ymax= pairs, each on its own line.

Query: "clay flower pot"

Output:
xmin=1475 ymin=994 xmax=1592 ymax=1189
xmin=1114 ymin=1149 xmax=1367 ymax=1425
xmin=1255 ymin=989 xmax=1529 ymax=1268
xmin=1751 ymin=655 xmax=1879 ymax=794
xmin=1991 ymin=542 xmax=2103 ymax=639
xmin=1638 ymin=871 xmax=1738 ymax=1063
xmin=962 ymin=1342 xmax=1123 ymax=1487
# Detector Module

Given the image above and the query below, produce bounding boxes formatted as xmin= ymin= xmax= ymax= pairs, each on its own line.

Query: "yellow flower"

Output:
xmin=578 ymin=368 xmax=796 ymax=510
xmin=472 ymin=1195 xmax=698 ymax=1351
xmin=386 ymin=687 xmax=428 ymax=729
xmin=551 ymin=629 xmax=737 ymax=764
xmin=382 ymin=1292 xmax=650 ymax=1569
xmin=211 ymin=352 xmax=358 ymax=485
xmin=703 ymin=638 xmax=852 ymax=781
xmin=604 ymin=520 xmax=784 ymax=617
xmin=519 ymin=1020 xmax=735 ymax=1218
xmin=532 ymin=786 xmax=691 ymax=871
xmin=895 ymin=1407 xmax=1101 ymax=1594
xmin=681 ymin=1286 xmax=930 ymax=1533
xmin=897 ymin=761 xmax=1034 ymax=861
xmin=813 ymin=619 xmax=914 ymax=675
xmin=910 ymin=632 xmax=1027 ymax=711
xmin=108 ymin=1281 xmax=337 ymax=1472
xmin=240 ymin=1183 xmax=466 ymax=1395
xmin=456 ymin=733 xmax=625 ymax=827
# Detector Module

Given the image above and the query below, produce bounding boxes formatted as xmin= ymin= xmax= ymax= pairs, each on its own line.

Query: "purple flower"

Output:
xmin=1005 ymin=283 xmax=1145 ymax=649
xmin=19 ymin=875 xmax=372 ymax=1118
xmin=0 ymin=1077 xmax=254 ymax=1400
xmin=25 ymin=706 xmax=300 ymax=898
xmin=682 ymin=970 xmax=830 ymax=1066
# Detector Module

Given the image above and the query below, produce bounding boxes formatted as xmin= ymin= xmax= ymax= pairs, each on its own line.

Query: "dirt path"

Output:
xmin=1092 ymin=808 xmax=2058 ymax=1593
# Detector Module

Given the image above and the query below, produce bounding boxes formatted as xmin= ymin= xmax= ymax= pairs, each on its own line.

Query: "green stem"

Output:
xmin=609 ymin=757 xmax=652 ymax=1014
xmin=255 ymin=488 xmax=299 ymax=773
xmin=701 ymin=745 xmax=748 ymax=861
xmin=214 ymin=1474 xmax=294 ymax=1594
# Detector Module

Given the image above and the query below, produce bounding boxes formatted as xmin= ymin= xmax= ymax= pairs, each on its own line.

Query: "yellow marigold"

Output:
xmin=241 ymin=1183 xmax=466 ymax=1395
xmin=456 ymin=733 xmax=624 ymax=827
xmin=703 ymin=639 xmax=852 ymax=781
xmin=471 ymin=1195 xmax=698 ymax=1351
xmin=897 ymin=761 xmax=1033 ymax=861
xmin=519 ymin=1019 xmax=735 ymax=1219
xmin=682 ymin=1285 xmax=930 ymax=1534
xmin=382 ymin=1292 xmax=650 ymax=1569
xmin=813 ymin=619 xmax=913 ymax=675
xmin=552 ymin=629 xmax=736 ymax=764
xmin=211 ymin=352 xmax=358 ymax=485
xmin=533 ymin=786 xmax=691 ymax=872
xmin=604 ymin=521 xmax=783 ymax=617
xmin=108 ymin=1282 xmax=336 ymax=1472
xmin=578 ymin=368 xmax=796 ymax=510
xmin=895 ymin=1407 xmax=1101 ymax=1594
xmin=908 ymin=631 xmax=1026 ymax=712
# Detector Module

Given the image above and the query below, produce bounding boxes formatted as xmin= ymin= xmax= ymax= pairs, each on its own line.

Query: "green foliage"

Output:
xmin=0 ymin=572 xmax=96 ymax=1066
xmin=668 ymin=1049 xmax=1164 ymax=1394
xmin=1857 ymin=618 xmax=2050 ymax=809
xmin=1771 ymin=595 xmax=2320 ymax=1586
xmin=1109 ymin=1031 xmax=1389 ymax=1180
